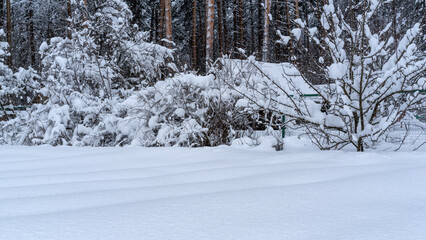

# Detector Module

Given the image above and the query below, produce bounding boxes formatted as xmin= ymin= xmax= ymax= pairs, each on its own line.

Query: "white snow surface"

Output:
xmin=1 ymin=143 xmax=426 ymax=240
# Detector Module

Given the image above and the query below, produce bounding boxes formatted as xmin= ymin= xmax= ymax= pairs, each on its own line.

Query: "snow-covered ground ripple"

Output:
xmin=0 ymin=145 xmax=425 ymax=240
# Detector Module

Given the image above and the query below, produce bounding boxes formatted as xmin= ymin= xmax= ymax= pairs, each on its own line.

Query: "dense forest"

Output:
xmin=0 ymin=0 xmax=425 ymax=151
xmin=1 ymin=0 xmax=425 ymax=71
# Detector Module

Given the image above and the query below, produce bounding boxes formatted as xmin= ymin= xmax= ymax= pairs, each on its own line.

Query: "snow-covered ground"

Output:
xmin=1 ymin=142 xmax=426 ymax=240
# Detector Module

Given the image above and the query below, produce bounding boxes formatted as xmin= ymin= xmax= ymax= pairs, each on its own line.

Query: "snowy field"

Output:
xmin=1 ymin=142 xmax=426 ymax=240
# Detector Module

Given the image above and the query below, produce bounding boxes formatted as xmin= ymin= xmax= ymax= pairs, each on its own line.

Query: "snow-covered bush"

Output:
xmin=0 ymin=29 xmax=14 ymax=113
xmin=0 ymin=30 xmax=39 ymax=120
xmin=242 ymin=0 xmax=425 ymax=151
xmin=39 ymin=0 xmax=172 ymax=98
xmin=1 ymin=94 xmax=123 ymax=146
xmin=0 ymin=0 xmax=172 ymax=146
xmin=113 ymin=58 xmax=284 ymax=148
xmin=91 ymin=0 xmax=173 ymax=84
xmin=122 ymin=73 xmax=249 ymax=147
xmin=215 ymin=57 xmax=292 ymax=131
xmin=1 ymin=69 xmax=253 ymax=147
xmin=1 ymin=71 xmax=252 ymax=147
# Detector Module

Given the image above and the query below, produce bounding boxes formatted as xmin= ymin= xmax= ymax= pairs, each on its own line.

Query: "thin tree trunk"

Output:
xmin=6 ymin=0 xmax=12 ymax=66
xmin=295 ymin=0 xmax=299 ymax=19
xmin=83 ymin=0 xmax=88 ymax=28
xmin=0 ymin=0 xmax=4 ymax=29
xmin=158 ymin=0 xmax=165 ymax=45
xmin=238 ymin=0 xmax=244 ymax=56
xmin=46 ymin=0 xmax=53 ymax=39
xmin=154 ymin=8 xmax=159 ymax=42
xmin=198 ymin=1 xmax=206 ymax=73
xmin=217 ymin=0 xmax=224 ymax=56
xmin=262 ymin=0 xmax=271 ymax=62
xmin=222 ymin=0 xmax=229 ymax=55
xmin=150 ymin=8 xmax=155 ymax=42
xmin=285 ymin=0 xmax=293 ymax=62
xmin=192 ymin=0 xmax=197 ymax=68
xmin=164 ymin=0 xmax=173 ymax=48
xmin=257 ymin=0 xmax=263 ymax=59
xmin=273 ymin=0 xmax=283 ymax=62
xmin=392 ymin=0 xmax=398 ymax=46
xmin=233 ymin=0 xmax=238 ymax=57
xmin=304 ymin=2 xmax=310 ymax=60
xmin=67 ymin=0 xmax=72 ymax=39
xmin=269 ymin=1 xmax=282 ymax=61
xmin=28 ymin=0 xmax=36 ymax=66
xmin=250 ymin=0 xmax=256 ymax=55
xmin=206 ymin=0 xmax=215 ymax=64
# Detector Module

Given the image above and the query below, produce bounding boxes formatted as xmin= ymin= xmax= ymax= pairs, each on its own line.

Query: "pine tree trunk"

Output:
xmin=250 ymin=0 xmax=256 ymax=55
xmin=198 ymin=1 xmax=206 ymax=73
xmin=149 ymin=8 xmax=155 ymax=42
xmin=222 ymin=1 xmax=229 ymax=55
xmin=233 ymin=0 xmax=238 ymax=57
xmin=164 ymin=0 xmax=173 ymax=49
xmin=158 ymin=0 xmax=165 ymax=44
xmin=273 ymin=0 xmax=281 ymax=62
xmin=0 ymin=0 xmax=4 ymax=29
xmin=46 ymin=2 xmax=53 ymax=39
xmin=238 ymin=0 xmax=244 ymax=56
xmin=192 ymin=0 xmax=197 ymax=68
xmin=28 ymin=0 xmax=36 ymax=66
xmin=262 ymin=0 xmax=271 ymax=62
xmin=206 ymin=0 xmax=215 ymax=64
xmin=217 ymin=0 xmax=224 ymax=56
xmin=257 ymin=0 xmax=263 ymax=60
xmin=6 ymin=0 xmax=12 ymax=66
